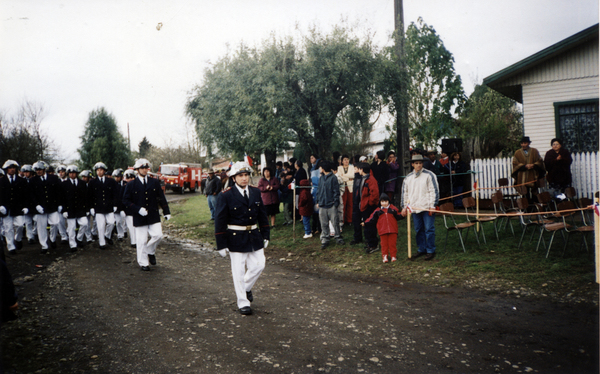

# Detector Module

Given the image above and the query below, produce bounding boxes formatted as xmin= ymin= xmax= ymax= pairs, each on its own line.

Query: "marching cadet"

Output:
xmin=0 ymin=160 xmax=29 ymax=254
xmin=20 ymin=164 xmax=37 ymax=244
xmin=122 ymin=159 xmax=170 ymax=271
xmin=215 ymin=161 xmax=270 ymax=315
xmin=56 ymin=165 xmax=69 ymax=244
xmin=61 ymin=165 xmax=89 ymax=252
xmin=79 ymin=170 xmax=95 ymax=244
xmin=30 ymin=161 xmax=62 ymax=253
xmin=88 ymin=162 xmax=118 ymax=249
xmin=112 ymin=169 xmax=127 ymax=242
xmin=123 ymin=169 xmax=137 ymax=247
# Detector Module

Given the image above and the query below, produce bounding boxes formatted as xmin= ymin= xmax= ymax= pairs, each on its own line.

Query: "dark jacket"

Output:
xmin=316 ymin=172 xmax=340 ymax=209
xmin=115 ymin=180 xmax=127 ymax=213
xmin=204 ymin=176 xmax=222 ymax=196
xmin=544 ymin=148 xmax=572 ymax=188
xmin=258 ymin=177 xmax=280 ymax=206
xmin=88 ymin=176 xmax=118 ymax=214
xmin=298 ymin=179 xmax=314 ymax=217
xmin=365 ymin=204 xmax=402 ymax=235
xmin=30 ymin=174 xmax=62 ymax=213
xmin=61 ymin=178 xmax=88 ymax=218
xmin=0 ymin=175 xmax=29 ymax=217
xmin=293 ymin=167 xmax=308 ymax=194
xmin=122 ymin=177 xmax=170 ymax=227
xmin=371 ymin=160 xmax=390 ymax=195
xmin=215 ymin=186 xmax=270 ymax=252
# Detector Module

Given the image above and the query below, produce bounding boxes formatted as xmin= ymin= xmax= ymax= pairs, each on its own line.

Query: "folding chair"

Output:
xmin=563 ymin=200 xmax=594 ymax=253
xmin=516 ymin=198 xmax=551 ymax=250
xmin=534 ymin=191 xmax=555 ymax=214
xmin=462 ymin=196 xmax=499 ymax=243
xmin=494 ymin=190 xmax=519 ymax=236
xmin=498 ymin=178 xmax=519 ymax=208
xmin=537 ymin=201 xmax=575 ymax=258
xmin=439 ymin=202 xmax=480 ymax=252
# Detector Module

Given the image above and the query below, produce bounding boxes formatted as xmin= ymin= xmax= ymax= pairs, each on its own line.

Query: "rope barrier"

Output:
xmin=407 ymin=205 xmax=592 ymax=217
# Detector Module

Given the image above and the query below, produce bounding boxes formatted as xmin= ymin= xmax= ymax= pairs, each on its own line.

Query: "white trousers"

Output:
xmin=23 ymin=215 xmax=36 ymax=240
xmin=135 ymin=223 xmax=163 ymax=267
xmin=36 ymin=212 xmax=60 ymax=249
xmin=58 ymin=212 xmax=68 ymax=240
xmin=126 ymin=215 xmax=136 ymax=245
xmin=115 ymin=212 xmax=126 ymax=238
xmin=2 ymin=215 xmax=24 ymax=250
xmin=95 ymin=212 xmax=115 ymax=246
xmin=229 ymin=249 xmax=266 ymax=309
xmin=67 ymin=217 xmax=89 ymax=248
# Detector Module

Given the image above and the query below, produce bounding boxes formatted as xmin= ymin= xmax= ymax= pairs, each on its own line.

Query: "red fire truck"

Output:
xmin=158 ymin=163 xmax=202 ymax=194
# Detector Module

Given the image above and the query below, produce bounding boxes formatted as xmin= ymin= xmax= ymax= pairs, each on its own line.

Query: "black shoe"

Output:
xmin=366 ymin=247 xmax=378 ymax=254
xmin=131 ymin=244 xmax=137 ymax=248
xmin=424 ymin=253 xmax=436 ymax=261
xmin=336 ymin=240 xmax=345 ymax=245
xmin=239 ymin=306 xmax=252 ymax=315
xmin=411 ymin=252 xmax=427 ymax=261
xmin=8 ymin=250 xmax=17 ymax=255
xmin=60 ymin=239 xmax=68 ymax=245
xmin=92 ymin=234 xmax=98 ymax=240
xmin=49 ymin=240 xmax=57 ymax=249
xmin=15 ymin=240 xmax=23 ymax=250
xmin=321 ymin=243 xmax=328 ymax=250
xmin=28 ymin=239 xmax=36 ymax=245
xmin=106 ymin=238 xmax=114 ymax=246
xmin=41 ymin=248 xmax=48 ymax=254
xmin=124 ymin=232 xmax=128 ymax=239
xmin=70 ymin=247 xmax=77 ymax=253
xmin=148 ymin=254 xmax=156 ymax=265
xmin=140 ymin=266 xmax=151 ymax=271
xmin=77 ymin=240 xmax=84 ymax=248
xmin=246 ymin=291 xmax=253 ymax=303
xmin=99 ymin=245 xmax=106 ymax=250
xmin=350 ymin=240 xmax=362 ymax=245
xmin=117 ymin=238 xmax=124 ymax=242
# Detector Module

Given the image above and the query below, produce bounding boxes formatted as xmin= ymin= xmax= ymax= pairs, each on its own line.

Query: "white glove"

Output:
xmin=113 ymin=206 xmax=118 ymax=212
xmin=0 ymin=206 xmax=6 ymax=215
xmin=139 ymin=208 xmax=148 ymax=216
xmin=58 ymin=205 xmax=63 ymax=213
xmin=120 ymin=211 xmax=126 ymax=219
xmin=36 ymin=205 xmax=44 ymax=214
xmin=263 ymin=239 xmax=269 ymax=249
xmin=217 ymin=248 xmax=228 ymax=257
xmin=90 ymin=208 xmax=95 ymax=216
xmin=86 ymin=211 xmax=90 ymax=216
xmin=63 ymin=212 xmax=69 ymax=219
xmin=22 ymin=208 xmax=28 ymax=215
xmin=164 ymin=214 xmax=171 ymax=221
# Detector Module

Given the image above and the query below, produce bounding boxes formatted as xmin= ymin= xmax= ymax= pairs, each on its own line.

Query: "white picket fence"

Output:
xmin=471 ymin=152 xmax=599 ymax=199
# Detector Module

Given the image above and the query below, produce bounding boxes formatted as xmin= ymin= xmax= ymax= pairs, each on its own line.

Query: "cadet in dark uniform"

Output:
xmin=215 ymin=161 xmax=270 ymax=315
xmin=122 ymin=159 xmax=170 ymax=271
xmin=20 ymin=164 xmax=37 ymax=244
xmin=56 ymin=165 xmax=69 ymax=244
xmin=30 ymin=161 xmax=62 ymax=253
xmin=61 ymin=165 xmax=89 ymax=252
xmin=123 ymin=169 xmax=137 ymax=247
xmin=80 ymin=170 xmax=95 ymax=244
xmin=112 ymin=168 xmax=127 ymax=241
xmin=0 ymin=160 xmax=29 ymax=254
xmin=88 ymin=162 xmax=117 ymax=249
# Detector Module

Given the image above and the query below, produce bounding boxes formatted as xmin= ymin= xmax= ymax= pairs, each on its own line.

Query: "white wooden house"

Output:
xmin=483 ymin=24 xmax=599 ymax=155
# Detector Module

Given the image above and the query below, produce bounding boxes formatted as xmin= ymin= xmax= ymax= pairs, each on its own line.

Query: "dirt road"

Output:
xmin=2 ymin=230 xmax=598 ymax=373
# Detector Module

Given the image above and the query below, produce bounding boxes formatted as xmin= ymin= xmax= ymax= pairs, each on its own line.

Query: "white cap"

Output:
xmin=227 ymin=161 xmax=252 ymax=177
xmin=133 ymin=158 xmax=151 ymax=170
xmin=359 ymin=156 xmax=367 ymax=162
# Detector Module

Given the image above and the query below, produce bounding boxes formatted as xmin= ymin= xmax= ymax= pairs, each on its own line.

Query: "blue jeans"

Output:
xmin=302 ymin=216 xmax=311 ymax=235
xmin=207 ymin=194 xmax=217 ymax=220
xmin=412 ymin=211 xmax=436 ymax=254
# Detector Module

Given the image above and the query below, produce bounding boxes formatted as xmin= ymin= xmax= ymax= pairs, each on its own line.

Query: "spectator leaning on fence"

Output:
xmin=401 ymin=154 xmax=439 ymax=261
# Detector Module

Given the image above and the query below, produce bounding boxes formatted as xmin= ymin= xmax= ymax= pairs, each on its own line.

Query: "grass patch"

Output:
xmin=167 ymin=194 xmax=598 ymax=302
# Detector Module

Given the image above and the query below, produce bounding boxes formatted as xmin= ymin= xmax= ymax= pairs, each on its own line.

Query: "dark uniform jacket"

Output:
xmin=122 ymin=177 xmax=170 ymax=227
xmin=30 ymin=174 xmax=62 ymax=213
xmin=115 ymin=180 xmax=127 ymax=213
xmin=0 ymin=175 xmax=29 ymax=217
xmin=215 ymin=185 xmax=270 ymax=253
xmin=61 ymin=178 xmax=88 ymax=218
xmin=88 ymin=176 xmax=118 ymax=214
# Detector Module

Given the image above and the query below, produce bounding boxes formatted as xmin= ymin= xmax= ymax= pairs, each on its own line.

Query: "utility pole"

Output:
xmin=394 ymin=0 xmax=411 ymax=177
xmin=127 ymin=122 xmax=131 ymax=151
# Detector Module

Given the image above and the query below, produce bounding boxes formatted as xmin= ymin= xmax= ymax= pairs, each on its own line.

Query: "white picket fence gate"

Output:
xmin=471 ymin=152 xmax=599 ymax=199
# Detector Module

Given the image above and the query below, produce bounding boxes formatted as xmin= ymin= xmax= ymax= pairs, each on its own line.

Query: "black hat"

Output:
xmin=379 ymin=193 xmax=390 ymax=202
xmin=520 ymin=136 xmax=531 ymax=144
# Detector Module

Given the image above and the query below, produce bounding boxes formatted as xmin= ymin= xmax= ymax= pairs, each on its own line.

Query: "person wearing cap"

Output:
xmin=112 ymin=169 xmax=127 ymax=242
xmin=79 ymin=170 xmax=96 ymax=244
xmin=60 ymin=165 xmax=89 ymax=251
xmin=30 ymin=161 xmax=62 ymax=253
xmin=55 ymin=165 xmax=69 ymax=245
xmin=363 ymin=193 xmax=403 ymax=263
xmin=401 ymin=154 xmax=440 ymax=261
xmin=88 ymin=162 xmax=118 ymax=249
xmin=511 ymin=136 xmax=545 ymax=203
xmin=123 ymin=159 xmax=171 ymax=271
xmin=123 ymin=170 xmax=137 ymax=247
xmin=0 ymin=160 xmax=29 ymax=254
xmin=204 ymin=168 xmax=221 ymax=220
xmin=214 ymin=161 xmax=270 ymax=315
xmin=20 ymin=165 xmax=37 ymax=244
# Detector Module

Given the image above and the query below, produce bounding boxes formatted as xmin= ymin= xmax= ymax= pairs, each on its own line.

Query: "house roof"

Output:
xmin=483 ymin=23 xmax=599 ymax=102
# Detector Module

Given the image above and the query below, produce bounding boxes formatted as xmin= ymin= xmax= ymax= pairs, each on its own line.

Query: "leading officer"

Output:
xmin=215 ymin=161 xmax=270 ymax=315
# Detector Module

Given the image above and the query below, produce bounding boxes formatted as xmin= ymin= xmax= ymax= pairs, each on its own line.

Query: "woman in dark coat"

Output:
xmin=258 ymin=167 xmax=280 ymax=228
xmin=544 ymin=138 xmax=573 ymax=193
xmin=446 ymin=152 xmax=468 ymax=208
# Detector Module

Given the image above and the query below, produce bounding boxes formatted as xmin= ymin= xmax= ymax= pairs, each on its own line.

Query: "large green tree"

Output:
xmin=138 ymin=136 xmax=153 ymax=157
xmin=78 ymin=107 xmax=132 ymax=171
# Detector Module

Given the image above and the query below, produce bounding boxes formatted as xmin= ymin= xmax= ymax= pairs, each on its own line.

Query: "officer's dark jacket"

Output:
xmin=215 ymin=185 xmax=270 ymax=252
xmin=30 ymin=174 xmax=62 ymax=213
xmin=61 ymin=178 xmax=88 ymax=218
xmin=122 ymin=180 xmax=137 ymax=216
xmin=115 ymin=180 xmax=127 ymax=212
xmin=0 ymin=175 xmax=29 ymax=217
xmin=88 ymin=177 xmax=118 ymax=214
xmin=122 ymin=177 xmax=170 ymax=227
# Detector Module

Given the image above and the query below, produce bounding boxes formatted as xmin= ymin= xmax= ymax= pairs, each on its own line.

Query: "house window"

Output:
xmin=554 ymin=99 xmax=599 ymax=153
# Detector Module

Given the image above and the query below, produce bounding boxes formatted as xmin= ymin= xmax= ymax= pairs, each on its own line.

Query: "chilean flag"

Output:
xmin=244 ymin=153 xmax=253 ymax=167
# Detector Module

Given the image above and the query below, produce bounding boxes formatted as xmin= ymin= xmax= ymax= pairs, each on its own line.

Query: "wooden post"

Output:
xmin=476 ymin=175 xmax=480 ymax=232
xmin=407 ymin=204 xmax=412 ymax=259
xmin=293 ymin=183 xmax=296 ymax=242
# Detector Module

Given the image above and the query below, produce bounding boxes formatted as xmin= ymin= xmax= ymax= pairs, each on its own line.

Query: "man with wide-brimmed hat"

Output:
xmin=401 ymin=154 xmax=439 ymax=261
xmin=511 ymin=136 xmax=545 ymax=202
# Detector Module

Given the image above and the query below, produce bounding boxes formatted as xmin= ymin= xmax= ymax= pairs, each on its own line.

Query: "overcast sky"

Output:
xmin=1 ymin=0 xmax=598 ymax=163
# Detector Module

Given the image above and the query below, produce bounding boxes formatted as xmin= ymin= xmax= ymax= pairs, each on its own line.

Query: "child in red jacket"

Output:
xmin=363 ymin=193 xmax=403 ymax=263
xmin=298 ymin=179 xmax=314 ymax=239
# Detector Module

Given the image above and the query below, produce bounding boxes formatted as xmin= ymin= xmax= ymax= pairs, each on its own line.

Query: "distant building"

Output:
xmin=484 ymin=24 xmax=599 ymax=155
